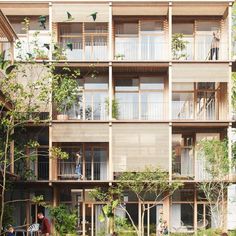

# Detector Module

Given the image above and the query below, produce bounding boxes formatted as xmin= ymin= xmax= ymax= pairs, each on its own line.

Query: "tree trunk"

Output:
xmin=0 ymin=127 xmax=11 ymax=233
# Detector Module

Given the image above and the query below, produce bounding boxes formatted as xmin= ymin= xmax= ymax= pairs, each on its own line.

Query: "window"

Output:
xmin=115 ymin=22 xmax=138 ymax=35
xmin=67 ymin=77 xmax=108 ymax=120
xmin=115 ymin=77 xmax=165 ymax=120
xmin=59 ymin=143 xmax=108 ymax=181
xmin=58 ymin=22 xmax=108 ymax=60
xmin=141 ymin=21 xmax=163 ymax=33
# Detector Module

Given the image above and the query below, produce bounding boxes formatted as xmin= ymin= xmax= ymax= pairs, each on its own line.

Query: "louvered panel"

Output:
xmin=172 ymin=63 xmax=229 ymax=82
xmin=112 ymin=123 xmax=169 ymax=172
xmin=112 ymin=4 xmax=168 ymax=16
xmin=52 ymin=123 xmax=109 ymax=142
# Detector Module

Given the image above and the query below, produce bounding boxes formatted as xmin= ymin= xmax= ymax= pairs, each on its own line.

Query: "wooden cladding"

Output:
xmin=52 ymin=123 xmax=109 ymax=142
xmin=172 ymin=63 xmax=229 ymax=83
xmin=112 ymin=123 xmax=169 ymax=172
xmin=52 ymin=3 xmax=109 ymax=23
xmin=112 ymin=4 xmax=168 ymax=16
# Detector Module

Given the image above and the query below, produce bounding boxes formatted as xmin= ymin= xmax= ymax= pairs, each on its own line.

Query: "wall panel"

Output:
xmin=112 ymin=123 xmax=169 ymax=172
xmin=172 ymin=63 xmax=229 ymax=82
xmin=52 ymin=123 xmax=109 ymax=142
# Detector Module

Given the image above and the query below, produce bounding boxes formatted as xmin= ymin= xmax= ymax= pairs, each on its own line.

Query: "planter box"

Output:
xmin=57 ymin=114 xmax=69 ymax=120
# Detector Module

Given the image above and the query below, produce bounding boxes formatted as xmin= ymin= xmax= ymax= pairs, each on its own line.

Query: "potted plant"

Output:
xmin=49 ymin=204 xmax=78 ymax=236
xmin=172 ymin=33 xmax=188 ymax=60
xmin=105 ymin=98 xmax=119 ymax=120
xmin=34 ymin=48 xmax=49 ymax=60
xmin=114 ymin=53 xmax=125 ymax=60
xmin=52 ymin=70 xmax=80 ymax=120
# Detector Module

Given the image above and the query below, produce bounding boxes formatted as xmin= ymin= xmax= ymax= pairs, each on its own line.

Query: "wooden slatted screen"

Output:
xmin=52 ymin=123 xmax=109 ymax=142
xmin=172 ymin=63 xmax=229 ymax=83
xmin=112 ymin=123 xmax=169 ymax=172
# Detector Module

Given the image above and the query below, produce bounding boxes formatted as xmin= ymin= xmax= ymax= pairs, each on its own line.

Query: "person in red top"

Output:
xmin=37 ymin=212 xmax=51 ymax=236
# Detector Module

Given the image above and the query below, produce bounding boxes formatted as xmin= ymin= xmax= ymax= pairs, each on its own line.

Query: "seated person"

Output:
xmin=6 ymin=225 xmax=14 ymax=236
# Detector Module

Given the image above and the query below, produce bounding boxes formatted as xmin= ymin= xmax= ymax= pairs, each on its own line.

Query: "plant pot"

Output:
xmin=36 ymin=57 xmax=49 ymax=60
xmin=57 ymin=114 xmax=69 ymax=120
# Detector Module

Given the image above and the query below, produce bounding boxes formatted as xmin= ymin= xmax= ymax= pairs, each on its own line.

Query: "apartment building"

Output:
xmin=0 ymin=0 xmax=235 ymax=235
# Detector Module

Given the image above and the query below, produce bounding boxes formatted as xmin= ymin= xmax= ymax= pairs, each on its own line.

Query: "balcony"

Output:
xmin=14 ymin=32 xmax=51 ymax=61
xmin=67 ymin=101 xmax=107 ymax=120
xmin=58 ymin=161 xmax=108 ymax=180
xmin=55 ymin=42 xmax=108 ymax=61
xmin=114 ymin=41 xmax=168 ymax=61
xmin=116 ymin=101 xmax=167 ymax=120
xmin=172 ymin=42 xmax=228 ymax=61
xmin=172 ymin=99 xmax=217 ymax=120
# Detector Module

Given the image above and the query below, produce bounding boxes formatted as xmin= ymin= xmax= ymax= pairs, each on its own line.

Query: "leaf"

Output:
xmin=98 ymin=213 xmax=105 ymax=222
xmin=90 ymin=12 xmax=98 ymax=21
xmin=6 ymin=65 xmax=16 ymax=75
xmin=112 ymin=199 xmax=119 ymax=209
xmin=66 ymin=42 xmax=73 ymax=51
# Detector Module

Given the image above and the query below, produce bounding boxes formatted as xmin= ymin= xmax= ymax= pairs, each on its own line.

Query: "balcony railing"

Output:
xmin=172 ymin=42 xmax=228 ymax=61
xmin=172 ymin=99 xmax=219 ymax=120
xmin=195 ymin=158 xmax=211 ymax=181
xmin=56 ymin=42 xmax=108 ymax=61
xmin=115 ymin=41 xmax=168 ymax=61
xmin=117 ymin=101 xmax=167 ymax=120
xmin=37 ymin=162 xmax=49 ymax=180
xmin=66 ymin=102 xmax=108 ymax=120
xmin=58 ymin=161 xmax=108 ymax=180
xmin=172 ymin=161 xmax=194 ymax=178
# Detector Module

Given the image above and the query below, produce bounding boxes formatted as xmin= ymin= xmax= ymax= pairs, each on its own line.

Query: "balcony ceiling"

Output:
xmin=112 ymin=3 xmax=168 ymax=15
xmin=172 ymin=3 xmax=228 ymax=16
xmin=0 ymin=3 xmax=49 ymax=15
xmin=112 ymin=62 xmax=168 ymax=73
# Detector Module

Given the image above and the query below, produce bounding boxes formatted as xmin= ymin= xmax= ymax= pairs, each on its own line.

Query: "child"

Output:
xmin=6 ymin=225 xmax=14 ymax=236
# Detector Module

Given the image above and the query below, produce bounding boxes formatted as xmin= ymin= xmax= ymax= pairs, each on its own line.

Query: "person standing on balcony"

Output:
xmin=75 ymin=152 xmax=83 ymax=180
xmin=37 ymin=212 xmax=51 ymax=236
xmin=210 ymin=30 xmax=220 ymax=60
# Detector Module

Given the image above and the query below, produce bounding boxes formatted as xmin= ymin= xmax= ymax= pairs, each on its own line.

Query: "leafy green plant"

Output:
xmin=105 ymin=98 xmax=119 ymax=119
xmin=172 ymin=33 xmax=188 ymax=60
xmin=196 ymin=139 xmax=234 ymax=229
xmin=115 ymin=217 xmax=136 ymax=235
xmin=115 ymin=53 xmax=125 ymax=60
xmin=49 ymin=204 xmax=77 ymax=236
xmin=53 ymin=44 xmax=67 ymax=60
xmin=52 ymin=68 xmax=80 ymax=116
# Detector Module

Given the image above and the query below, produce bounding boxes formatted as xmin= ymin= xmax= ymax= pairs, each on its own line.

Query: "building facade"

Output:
xmin=0 ymin=0 xmax=235 ymax=235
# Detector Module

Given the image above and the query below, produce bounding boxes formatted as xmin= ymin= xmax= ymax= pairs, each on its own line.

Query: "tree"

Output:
xmin=196 ymin=139 xmax=234 ymax=229
xmin=90 ymin=167 xmax=181 ymax=236
xmin=0 ymin=49 xmax=51 ymax=232
xmin=48 ymin=204 xmax=77 ymax=236
xmin=118 ymin=167 xmax=181 ymax=236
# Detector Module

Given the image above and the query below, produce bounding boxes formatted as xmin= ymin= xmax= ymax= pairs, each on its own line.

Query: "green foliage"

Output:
xmin=118 ymin=167 xmax=182 ymax=201
xmin=52 ymin=44 xmax=67 ymax=60
xmin=49 ymin=204 xmax=77 ymax=236
xmin=172 ymin=33 xmax=188 ymax=60
xmin=50 ymin=146 xmax=69 ymax=160
xmin=2 ymin=204 xmax=14 ymax=229
xmin=197 ymin=139 xmax=230 ymax=179
xmin=115 ymin=217 xmax=135 ymax=234
xmin=105 ymin=98 xmax=119 ymax=119
xmin=197 ymin=139 xmax=232 ymax=229
xmin=52 ymin=68 xmax=80 ymax=114
xmin=197 ymin=228 xmax=222 ymax=236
